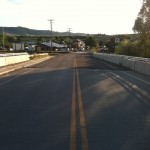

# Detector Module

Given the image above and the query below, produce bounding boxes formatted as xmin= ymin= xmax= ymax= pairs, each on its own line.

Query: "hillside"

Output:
xmin=0 ymin=26 xmax=87 ymax=36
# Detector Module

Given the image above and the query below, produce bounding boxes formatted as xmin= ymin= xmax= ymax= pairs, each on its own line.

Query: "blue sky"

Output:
xmin=0 ymin=0 xmax=142 ymax=35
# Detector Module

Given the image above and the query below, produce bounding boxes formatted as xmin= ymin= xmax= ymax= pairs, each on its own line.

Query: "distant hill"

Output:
xmin=0 ymin=26 xmax=88 ymax=36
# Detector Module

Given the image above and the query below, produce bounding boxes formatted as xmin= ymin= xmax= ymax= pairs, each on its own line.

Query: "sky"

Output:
xmin=0 ymin=0 xmax=142 ymax=35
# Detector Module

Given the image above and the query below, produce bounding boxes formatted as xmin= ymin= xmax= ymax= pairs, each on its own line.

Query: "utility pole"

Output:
xmin=48 ymin=19 xmax=54 ymax=51
xmin=2 ymin=27 xmax=5 ymax=53
xmin=67 ymin=28 xmax=72 ymax=50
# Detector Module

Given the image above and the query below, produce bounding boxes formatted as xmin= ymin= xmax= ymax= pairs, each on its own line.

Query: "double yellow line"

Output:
xmin=70 ymin=57 xmax=89 ymax=150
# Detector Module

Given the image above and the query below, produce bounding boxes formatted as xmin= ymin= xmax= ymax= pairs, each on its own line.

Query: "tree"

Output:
xmin=85 ymin=36 xmax=97 ymax=48
xmin=53 ymin=36 xmax=64 ymax=44
xmin=7 ymin=36 xmax=17 ymax=43
xmin=0 ymin=34 xmax=10 ymax=49
xmin=133 ymin=0 xmax=150 ymax=33
xmin=115 ymin=40 xmax=141 ymax=56
xmin=36 ymin=36 xmax=43 ymax=45
xmin=133 ymin=0 xmax=150 ymax=57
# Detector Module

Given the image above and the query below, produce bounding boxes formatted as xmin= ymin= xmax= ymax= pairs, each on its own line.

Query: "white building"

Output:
xmin=13 ymin=43 xmax=25 ymax=51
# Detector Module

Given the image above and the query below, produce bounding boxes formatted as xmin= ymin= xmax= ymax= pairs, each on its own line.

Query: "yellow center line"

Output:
xmin=70 ymin=56 xmax=89 ymax=150
xmin=75 ymin=58 xmax=89 ymax=150
xmin=70 ymin=59 xmax=76 ymax=150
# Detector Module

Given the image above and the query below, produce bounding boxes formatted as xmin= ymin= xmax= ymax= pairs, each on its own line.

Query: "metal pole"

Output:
xmin=48 ymin=19 xmax=54 ymax=51
xmin=2 ymin=27 xmax=5 ymax=53
xmin=68 ymin=28 xmax=72 ymax=50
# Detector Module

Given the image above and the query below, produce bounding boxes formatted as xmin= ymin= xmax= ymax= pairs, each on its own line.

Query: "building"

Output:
xmin=13 ymin=43 xmax=25 ymax=51
xmin=72 ymin=39 xmax=85 ymax=51
xmin=39 ymin=42 xmax=66 ymax=51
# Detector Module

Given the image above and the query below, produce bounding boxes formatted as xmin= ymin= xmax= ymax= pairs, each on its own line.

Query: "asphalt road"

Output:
xmin=0 ymin=52 xmax=150 ymax=150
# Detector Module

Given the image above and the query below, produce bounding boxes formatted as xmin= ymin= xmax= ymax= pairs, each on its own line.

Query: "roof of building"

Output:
xmin=42 ymin=42 xmax=65 ymax=48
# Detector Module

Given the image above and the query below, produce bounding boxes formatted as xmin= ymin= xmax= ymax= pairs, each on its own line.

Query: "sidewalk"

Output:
xmin=0 ymin=56 xmax=53 ymax=76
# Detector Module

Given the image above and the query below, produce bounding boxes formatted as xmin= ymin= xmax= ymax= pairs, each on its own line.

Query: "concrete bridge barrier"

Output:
xmin=0 ymin=53 xmax=30 ymax=67
xmin=93 ymin=53 xmax=150 ymax=76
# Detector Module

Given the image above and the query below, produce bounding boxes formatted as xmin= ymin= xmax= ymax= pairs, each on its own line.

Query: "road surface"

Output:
xmin=0 ymin=52 xmax=150 ymax=150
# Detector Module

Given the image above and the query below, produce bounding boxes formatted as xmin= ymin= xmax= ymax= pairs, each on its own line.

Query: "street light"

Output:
xmin=48 ymin=19 xmax=54 ymax=51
